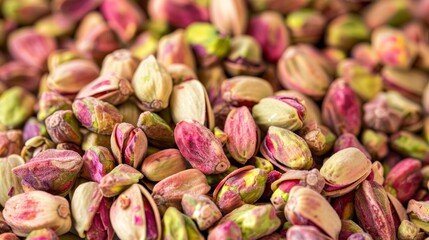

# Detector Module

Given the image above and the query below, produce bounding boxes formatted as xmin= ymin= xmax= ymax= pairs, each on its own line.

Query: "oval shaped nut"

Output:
xmin=174 ymin=120 xmax=230 ymax=174
xmin=181 ymin=194 xmax=222 ymax=231
xmin=101 ymin=49 xmax=139 ymax=80
xmin=320 ymin=148 xmax=372 ymax=194
xmin=224 ymin=106 xmax=260 ymax=164
xmin=221 ymin=76 xmax=273 ymax=108
xmin=45 ymin=110 xmax=82 ymax=145
xmin=208 ymin=220 xmax=242 ymax=240
xmin=157 ymin=29 xmax=196 ymax=70
xmin=137 ymin=111 xmax=175 ymax=149
xmin=3 ymin=191 xmax=71 ymax=237
xmin=99 ymin=164 xmax=144 ymax=198
xmin=210 ymin=0 xmax=247 ymax=36
xmin=132 ymin=55 xmax=173 ymax=111
xmin=152 ymin=169 xmax=211 ymax=214
xmin=284 ymin=186 xmax=341 ymax=240
xmin=0 ymin=155 xmax=25 ymax=207
xmin=170 ymin=80 xmax=215 ymax=130
xmin=141 ymin=149 xmax=187 ymax=182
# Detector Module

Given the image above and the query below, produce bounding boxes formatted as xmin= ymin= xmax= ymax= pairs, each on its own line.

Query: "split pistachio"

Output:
xmin=181 ymin=194 xmax=222 ymax=231
xmin=137 ymin=111 xmax=175 ymax=149
xmin=99 ymin=164 xmax=144 ymax=198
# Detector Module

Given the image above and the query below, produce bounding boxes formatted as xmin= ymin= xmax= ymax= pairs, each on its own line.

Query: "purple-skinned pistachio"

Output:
xmin=252 ymin=96 xmax=306 ymax=132
xmin=181 ymin=194 xmax=222 ymax=231
xmin=213 ymin=166 xmax=267 ymax=214
xmin=174 ymin=120 xmax=230 ymax=174
xmin=111 ymin=122 xmax=148 ymax=169
xmin=210 ymin=0 xmax=247 ymax=36
xmin=372 ymin=27 xmax=417 ymax=69
xmin=339 ymin=220 xmax=365 ymax=240
xmin=99 ymin=164 xmax=143 ymax=198
xmin=277 ymin=46 xmax=331 ymax=100
xmin=157 ymin=29 xmax=196 ymax=71
xmin=361 ymin=129 xmax=389 ymax=160
xmin=20 ymin=136 xmax=55 ymax=162
xmin=382 ymin=67 xmax=429 ymax=102
xmin=260 ymin=169 xmax=282 ymax=200
xmin=22 ymin=118 xmax=47 ymax=142
xmin=76 ymin=73 xmax=134 ymax=106
xmin=110 ymin=184 xmax=161 ymax=240
xmin=101 ymin=0 xmax=145 ymax=43
xmin=162 ymin=206 xmax=204 ymax=240
xmin=0 ymin=61 xmax=41 ymax=92
xmin=81 ymin=146 xmax=115 ymax=183
xmin=37 ymin=92 xmax=72 ymax=122
xmin=208 ymin=220 xmax=242 ymax=240
xmin=247 ymin=11 xmax=289 ymax=63
xmin=71 ymin=182 xmax=113 ymax=240
xmin=333 ymin=133 xmax=371 ymax=160
xmin=137 ymin=111 xmax=175 ymax=149
xmin=286 ymin=8 xmax=327 ymax=44
xmin=75 ymin=12 xmax=120 ymax=62
xmin=8 ymin=28 xmax=57 ymax=70
xmin=0 ymin=87 xmax=36 ymax=129
xmin=219 ymin=204 xmax=281 ymax=240
xmin=148 ymin=0 xmax=209 ymax=29
xmin=12 ymin=149 xmax=83 ymax=196
xmin=224 ymin=35 xmax=265 ymax=76
xmin=185 ymin=23 xmax=230 ymax=67
xmin=388 ymin=192 xmax=409 ymax=229
xmin=72 ymin=97 xmax=123 ymax=135
xmin=0 ymin=130 xmax=22 ymax=157
xmin=0 ymin=155 xmax=25 ymax=207
xmin=322 ymin=79 xmax=362 ymax=136
xmin=141 ymin=149 xmax=187 ymax=182
xmin=332 ymin=191 xmax=355 ymax=220
xmin=45 ymin=110 xmax=82 ymax=145
xmin=270 ymin=169 xmax=325 ymax=211
xmin=287 ymin=225 xmax=332 ymax=240
xmin=298 ymin=121 xmax=336 ymax=156
xmin=320 ymin=148 xmax=372 ymax=197
xmin=384 ymin=158 xmax=423 ymax=203
xmin=52 ymin=0 xmax=101 ymax=21
xmin=261 ymin=126 xmax=313 ymax=171
xmin=47 ymin=59 xmax=100 ymax=99
xmin=390 ymin=131 xmax=429 ymax=162
xmin=26 ymin=228 xmax=58 ymax=240
xmin=224 ymin=107 xmax=260 ymax=164
xmin=325 ymin=14 xmax=369 ymax=51
xmin=355 ymin=180 xmax=396 ymax=240
xmin=100 ymin=49 xmax=139 ymax=81
xmin=285 ymin=186 xmax=341 ymax=240
xmin=152 ymin=169 xmax=211 ymax=214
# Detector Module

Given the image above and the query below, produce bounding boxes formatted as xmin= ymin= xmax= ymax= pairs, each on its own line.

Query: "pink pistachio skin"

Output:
xmin=333 ymin=133 xmax=371 ymax=160
xmin=384 ymin=159 xmax=423 ymax=203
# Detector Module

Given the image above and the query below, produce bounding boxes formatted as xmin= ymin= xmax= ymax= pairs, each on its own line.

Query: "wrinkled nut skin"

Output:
xmin=298 ymin=121 xmax=336 ymax=156
xmin=137 ymin=111 xmax=175 ymax=149
xmin=0 ymin=130 xmax=22 ymax=157
xmin=224 ymin=107 xmax=260 ymax=164
xmin=111 ymin=122 xmax=148 ymax=169
xmin=22 ymin=118 xmax=47 ymax=142
xmin=141 ymin=149 xmax=187 ymax=182
xmin=72 ymin=97 xmax=123 ymax=135
xmin=286 ymin=225 xmax=332 ymax=240
xmin=152 ymin=169 xmax=211 ymax=214
xmin=20 ymin=136 xmax=55 ymax=162
xmin=407 ymin=200 xmax=429 ymax=232
xmin=322 ymin=79 xmax=362 ymax=136
xmin=12 ymin=149 xmax=83 ymax=196
xmin=261 ymin=126 xmax=313 ymax=171
xmin=355 ymin=180 xmax=396 ymax=240
xmin=397 ymin=220 xmax=423 ymax=240
xmin=100 ymin=49 xmax=139 ymax=81
xmin=45 ymin=110 xmax=82 ymax=145
xmin=81 ymin=146 xmax=116 ymax=183
xmin=174 ymin=120 xmax=230 ymax=174
xmin=99 ymin=164 xmax=144 ymax=198
xmin=0 ymin=155 xmax=25 ymax=207
xmin=384 ymin=159 xmax=423 ymax=203
xmin=181 ymin=194 xmax=222 ymax=231
xmin=37 ymin=92 xmax=72 ymax=122
xmin=221 ymin=76 xmax=274 ymax=108
xmin=208 ymin=220 xmax=242 ymax=240
xmin=3 ymin=191 xmax=71 ymax=237
xmin=110 ymin=184 xmax=161 ymax=240
xmin=363 ymin=94 xmax=403 ymax=134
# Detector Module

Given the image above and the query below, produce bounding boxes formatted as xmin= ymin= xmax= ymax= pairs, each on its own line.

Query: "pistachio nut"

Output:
xmin=213 ymin=166 xmax=267 ymax=214
xmin=34 ymin=14 xmax=75 ymax=38
xmin=333 ymin=133 xmax=371 ymax=160
xmin=0 ymin=211 xmax=11 ymax=234
xmin=275 ymin=90 xmax=322 ymax=124
xmin=130 ymin=31 xmax=159 ymax=61
xmin=224 ymin=107 xmax=260 ymax=164
xmin=284 ymin=186 xmax=341 ymax=239
xmin=162 ymin=206 xmax=204 ymax=240
xmin=286 ymin=8 xmax=326 ymax=44
xmin=110 ymin=184 xmax=161 ymax=240
xmin=132 ymin=55 xmax=173 ymax=112
xmin=320 ymin=148 xmax=372 ymax=197
xmin=167 ymin=64 xmax=197 ymax=85
xmin=351 ymin=43 xmax=380 ymax=71
xmin=157 ymin=29 xmax=196 ymax=70
xmin=47 ymin=50 xmax=84 ymax=72
xmin=355 ymin=180 xmax=396 ymax=240
xmin=0 ymin=61 xmax=41 ymax=92
xmin=361 ymin=130 xmax=389 ymax=160
xmin=248 ymin=0 xmax=309 ymax=14
xmin=260 ymin=126 xmax=313 ymax=171
xmin=45 ymin=110 xmax=82 ymax=145
xmin=137 ymin=111 xmax=175 ymax=149
xmin=221 ymin=76 xmax=273 ymax=108
xmin=385 ymin=91 xmax=422 ymax=131
xmin=224 ymin=35 xmax=265 ymax=76
xmin=52 ymin=0 xmax=101 ymax=21
xmin=117 ymin=100 xmax=142 ymax=127
xmin=298 ymin=121 xmax=336 ymax=156
xmin=13 ymin=149 xmax=83 ymax=196
xmin=0 ymin=155 xmax=24 ymax=207
xmin=0 ymin=130 xmax=22 ymax=157
xmin=286 ymin=225 xmax=331 ymax=240
xmin=252 ymin=96 xmax=306 ymax=132
xmin=325 ymin=14 xmax=369 ymax=51
xmin=72 ymin=97 xmax=123 ymax=135
xmin=99 ymin=164 xmax=144 ymax=198
xmin=198 ymin=65 xmax=226 ymax=105
xmin=37 ymin=92 xmax=72 ymax=122
xmin=219 ymin=204 xmax=281 ymax=240
xmin=398 ymin=220 xmax=424 ymax=240
xmin=22 ymin=118 xmax=47 ymax=142
xmin=340 ymin=219 xmax=365 ymax=240
xmin=26 ymin=228 xmax=58 ymax=240
xmin=181 ymin=194 xmax=222 ymax=231
xmin=3 ymin=191 xmax=71 ymax=237
xmin=0 ymin=233 xmax=19 ymax=240
xmin=390 ymin=131 xmax=429 ymax=162
xmin=0 ymin=87 xmax=36 ymax=128
xmin=81 ymin=146 xmax=116 ymax=183
xmin=170 ymin=80 xmax=215 ymax=130
xmin=363 ymin=93 xmax=403 ymax=134
xmin=82 ymin=132 xmax=111 ymax=151
xmin=331 ymin=191 xmax=355 ymax=220
xmin=148 ymin=0 xmax=208 ymax=28
xmin=208 ymin=220 xmax=242 ymax=240
xmin=152 ymin=169 xmax=211 ymax=214
xmin=20 ymin=136 xmax=55 ymax=162
xmin=385 ymin=159 xmax=423 ymax=203
xmin=100 ymin=49 xmax=139 ymax=81
xmin=174 ymin=120 xmax=229 ymax=174
xmin=209 ymin=0 xmax=247 ymax=36
xmin=141 ymin=149 xmax=187 ymax=182
xmin=2 ymin=0 xmax=49 ymax=24
xmin=383 ymin=67 xmax=429 ymax=102
xmin=111 ymin=122 xmax=148 ymax=169
xmin=71 ymin=181 xmax=113 ymax=240
xmin=260 ymin=169 xmax=282 ymax=200
xmin=363 ymin=0 xmax=412 ymax=30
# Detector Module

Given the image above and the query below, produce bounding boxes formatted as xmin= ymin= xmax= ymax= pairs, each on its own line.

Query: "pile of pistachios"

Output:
xmin=1 ymin=0 xmax=429 ymax=239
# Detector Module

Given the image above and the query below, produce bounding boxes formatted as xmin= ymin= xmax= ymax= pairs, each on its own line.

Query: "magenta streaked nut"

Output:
xmin=81 ymin=146 xmax=116 ymax=183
